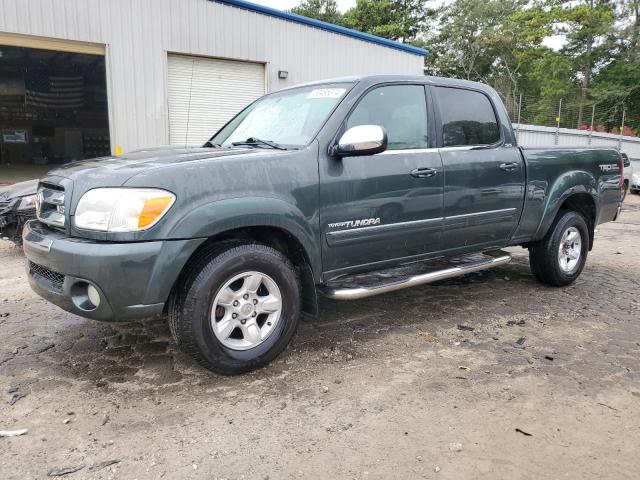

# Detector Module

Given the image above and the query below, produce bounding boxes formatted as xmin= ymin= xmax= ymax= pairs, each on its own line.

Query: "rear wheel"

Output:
xmin=622 ymin=182 xmax=628 ymax=202
xmin=169 ymin=242 xmax=301 ymax=375
xmin=529 ymin=210 xmax=589 ymax=286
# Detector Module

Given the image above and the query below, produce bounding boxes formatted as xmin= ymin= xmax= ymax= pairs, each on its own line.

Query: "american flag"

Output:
xmin=25 ymin=75 xmax=84 ymax=109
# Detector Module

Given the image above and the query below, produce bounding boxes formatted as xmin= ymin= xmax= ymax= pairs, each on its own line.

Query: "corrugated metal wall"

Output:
xmin=0 ymin=0 xmax=423 ymax=153
xmin=514 ymin=124 xmax=640 ymax=159
xmin=167 ymin=54 xmax=266 ymax=145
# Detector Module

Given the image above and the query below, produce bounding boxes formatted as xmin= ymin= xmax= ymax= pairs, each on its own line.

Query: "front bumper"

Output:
xmin=22 ymin=220 xmax=205 ymax=322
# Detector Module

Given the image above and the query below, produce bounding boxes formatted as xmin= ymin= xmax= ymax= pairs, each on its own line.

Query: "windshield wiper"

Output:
xmin=231 ymin=137 xmax=287 ymax=150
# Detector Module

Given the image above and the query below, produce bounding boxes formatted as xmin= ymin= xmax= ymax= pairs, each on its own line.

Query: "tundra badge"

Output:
xmin=328 ymin=218 xmax=381 ymax=230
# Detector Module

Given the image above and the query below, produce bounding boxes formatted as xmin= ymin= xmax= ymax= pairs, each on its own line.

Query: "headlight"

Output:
xmin=17 ymin=194 xmax=37 ymax=211
xmin=633 ymin=174 xmax=640 ymax=182
xmin=74 ymin=188 xmax=175 ymax=232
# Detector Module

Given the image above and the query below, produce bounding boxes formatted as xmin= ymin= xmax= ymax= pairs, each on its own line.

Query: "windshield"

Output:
xmin=210 ymin=83 xmax=352 ymax=149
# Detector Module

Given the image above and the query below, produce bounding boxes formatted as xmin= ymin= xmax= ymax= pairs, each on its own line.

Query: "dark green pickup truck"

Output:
xmin=23 ymin=75 xmax=623 ymax=374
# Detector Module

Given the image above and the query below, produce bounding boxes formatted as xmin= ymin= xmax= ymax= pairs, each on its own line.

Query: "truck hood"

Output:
xmin=48 ymin=146 xmax=263 ymax=183
xmin=38 ymin=146 xmax=299 ymax=221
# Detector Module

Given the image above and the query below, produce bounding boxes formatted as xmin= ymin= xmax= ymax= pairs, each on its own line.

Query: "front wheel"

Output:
xmin=168 ymin=243 xmax=301 ymax=375
xmin=529 ymin=210 xmax=589 ymax=286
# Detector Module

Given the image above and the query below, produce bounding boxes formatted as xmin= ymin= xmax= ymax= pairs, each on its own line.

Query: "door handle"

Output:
xmin=499 ymin=162 xmax=519 ymax=172
xmin=410 ymin=167 xmax=437 ymax=178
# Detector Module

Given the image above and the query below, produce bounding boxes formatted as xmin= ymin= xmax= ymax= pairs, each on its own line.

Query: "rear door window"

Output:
xmin=434 ymin=87 xmax=500 ymax=147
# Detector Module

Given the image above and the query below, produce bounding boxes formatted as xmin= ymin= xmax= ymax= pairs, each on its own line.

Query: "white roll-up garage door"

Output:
xmin=167 ymin=54 xmax=265 ymax=146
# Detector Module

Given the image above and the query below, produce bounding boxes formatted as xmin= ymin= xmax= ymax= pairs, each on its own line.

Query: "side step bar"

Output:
xmin=322 ymin=250 xmax=512 ymax=301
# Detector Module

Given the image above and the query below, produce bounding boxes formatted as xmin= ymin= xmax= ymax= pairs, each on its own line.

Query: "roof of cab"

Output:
xmin=285 ymin=75 xmax=495 ymax=93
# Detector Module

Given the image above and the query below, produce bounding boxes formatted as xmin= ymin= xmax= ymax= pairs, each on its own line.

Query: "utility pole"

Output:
xmin=516 ymin=93 xmax=522 ymax=143
xmin=618 ymin=108 xmax=626 ymax=150
xmin=588 ymin=104 xmax=595 ymax=145
xmin=555 ymin=98 xmax=562 ymax=146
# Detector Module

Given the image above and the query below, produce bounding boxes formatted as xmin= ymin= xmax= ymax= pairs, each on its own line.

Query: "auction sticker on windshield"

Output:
xmin=306 ymin=88 xmax=346 ymax=99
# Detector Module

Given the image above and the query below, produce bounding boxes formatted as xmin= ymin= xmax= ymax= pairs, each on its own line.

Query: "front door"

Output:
xmin=432 ymin=86 xmax=525 ymax=251
xmin=320 ymin=84 xmax=444 ymax=278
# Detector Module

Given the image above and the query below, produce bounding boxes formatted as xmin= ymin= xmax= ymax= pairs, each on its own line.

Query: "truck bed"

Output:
xmin=510 ymin=146 xmax=622 ymax=245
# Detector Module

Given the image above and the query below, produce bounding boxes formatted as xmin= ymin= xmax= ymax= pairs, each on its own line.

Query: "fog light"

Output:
xmin=87 ymin=284 xmax=101 ymax=308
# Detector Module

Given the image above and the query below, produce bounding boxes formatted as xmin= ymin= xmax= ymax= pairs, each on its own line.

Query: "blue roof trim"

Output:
xmin=212 ymin=0 xmax=428 ymax=57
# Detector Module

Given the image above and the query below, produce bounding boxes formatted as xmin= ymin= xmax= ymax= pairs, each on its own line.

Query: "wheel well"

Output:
xmin=168 ymin=226 xmax=318 ymax=317
xmin=559 ymin=193 xmax=596 ymax=250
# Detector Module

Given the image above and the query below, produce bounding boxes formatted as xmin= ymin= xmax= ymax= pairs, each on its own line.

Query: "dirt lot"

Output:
xmin=1 ymin=197 xmax=639 ymax=480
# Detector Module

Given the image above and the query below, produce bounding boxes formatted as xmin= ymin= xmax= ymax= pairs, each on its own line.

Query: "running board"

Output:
xmin=321 ymin=250 xmax=512 ymax=300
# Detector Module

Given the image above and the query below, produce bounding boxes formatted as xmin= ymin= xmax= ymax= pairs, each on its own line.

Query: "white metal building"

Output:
xmin=514 ymin=124 xmax=640 ymax=159
xmin=0 ymin=0 xmax=425 ymax=181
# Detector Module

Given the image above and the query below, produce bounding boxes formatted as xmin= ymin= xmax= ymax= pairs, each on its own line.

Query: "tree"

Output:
xmin=424 ymin=0 xmax=529 ymax=81
xmin=557 ymin=0 xmax=615 ymax=125
xmin=591 ymin=59 xmax=640 ymax=132
xmin=288 ymin=0 xmax=639 ymax=133
xmin=290 ymin=0 xmax=343 ymax=24
xmin=424 ymin=0 xmax=556 ymax=113
xmin=618 ymin=0 xmax=640 ymax=56
xmin=589 ymin=0 xmax=640 ymax=133
xmin=342 ymin=0 xmax=432 ymax=43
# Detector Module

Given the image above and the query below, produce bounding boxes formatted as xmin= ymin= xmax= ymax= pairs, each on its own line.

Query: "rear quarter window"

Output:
xmin=435 ymin=87 xmax=500 ymax=147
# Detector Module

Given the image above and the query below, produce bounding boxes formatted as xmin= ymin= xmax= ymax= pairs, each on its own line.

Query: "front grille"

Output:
xmin=29 ymin=261 xmax=64 ymax=292
xmin=36 ymin=183 xmax=66 ymax=230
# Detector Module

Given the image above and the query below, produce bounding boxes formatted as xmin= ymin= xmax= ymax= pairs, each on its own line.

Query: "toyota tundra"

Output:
xmin=22 ymin=75 xmax=623 ymax=374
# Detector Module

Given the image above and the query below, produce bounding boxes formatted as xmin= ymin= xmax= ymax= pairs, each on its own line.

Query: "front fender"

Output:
xmin=168 ymin=196 xmax=321 ymax=276
xmin=533 ymin=170 xmax=598 ymax=241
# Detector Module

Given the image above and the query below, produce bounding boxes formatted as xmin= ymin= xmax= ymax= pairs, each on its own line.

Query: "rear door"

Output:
xmin=319 ymin=83 xmax=444 ymax=277
xmin=432 ymin=86 xmax=525 ymax=251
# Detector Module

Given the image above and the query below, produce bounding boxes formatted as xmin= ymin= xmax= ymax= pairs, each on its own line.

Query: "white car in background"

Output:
xmin=631 ymin=171 xmax=640 ymax=196
xmin=624 ymin=153 xmax=639 ymax=197
xmin=622 ymin=153 xmax=635 ymax=200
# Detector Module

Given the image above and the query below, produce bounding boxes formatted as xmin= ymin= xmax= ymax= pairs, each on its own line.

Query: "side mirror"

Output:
xmin=334 ymin=125 xmax=387 ymax=157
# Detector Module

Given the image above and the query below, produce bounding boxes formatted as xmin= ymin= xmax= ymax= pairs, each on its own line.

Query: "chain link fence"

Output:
xmin=500 ymin=92 xmax=637 ymax=138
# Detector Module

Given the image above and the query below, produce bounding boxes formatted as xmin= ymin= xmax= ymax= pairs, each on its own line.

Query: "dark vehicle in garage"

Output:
xmin=0 ymin=179 xmax=37 ymax=243
xmin=22 ymin=75 xmax=623 ymax=374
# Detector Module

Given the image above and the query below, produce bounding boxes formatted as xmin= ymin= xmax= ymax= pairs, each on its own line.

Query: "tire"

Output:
xmin=168 ymin=242 xmax=301 ymax=375
xmin=622 ymin=182 xmax=628 ymax=202
xmin=529 ymin=210 xmax=589 ymax=287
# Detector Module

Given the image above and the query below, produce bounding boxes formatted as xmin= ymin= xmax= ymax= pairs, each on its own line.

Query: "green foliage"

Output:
xmin=423 ymin=0 xmax=638 ymax=133
xmin=341 ymin=0 xmax=432 ymax=42
xmin=289 ymin=0 xmax=343 ymax=24
xmin=289 ymin=0 xmax=639 ymax=133
xmin=591 ymin=59 xmax=640 ymax=131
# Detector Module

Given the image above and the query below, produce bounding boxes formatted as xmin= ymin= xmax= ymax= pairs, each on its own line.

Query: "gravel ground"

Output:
xmin=1 ymin=195 xmax=639 ymax=479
